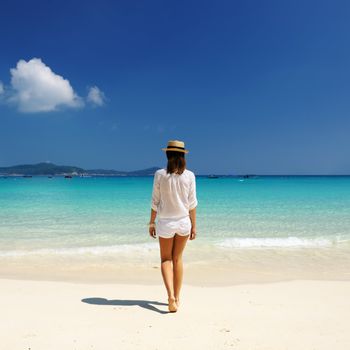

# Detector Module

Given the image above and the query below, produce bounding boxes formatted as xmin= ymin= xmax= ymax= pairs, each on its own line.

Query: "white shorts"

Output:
xmin=156 ymin=216 xmax=191 ymax=239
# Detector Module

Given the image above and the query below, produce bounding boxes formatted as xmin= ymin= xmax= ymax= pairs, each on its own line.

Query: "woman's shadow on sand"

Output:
xmin=81 ymin=297 xmax=169 ymax=314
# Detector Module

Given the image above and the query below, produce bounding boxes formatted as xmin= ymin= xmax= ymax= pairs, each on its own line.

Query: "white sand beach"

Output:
xmin=2 ymin=277 xmax=350 ymax=350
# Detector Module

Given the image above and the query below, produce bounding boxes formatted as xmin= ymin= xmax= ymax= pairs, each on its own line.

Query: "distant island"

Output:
xmin=0 ymin=162 xmax=161 ymax=176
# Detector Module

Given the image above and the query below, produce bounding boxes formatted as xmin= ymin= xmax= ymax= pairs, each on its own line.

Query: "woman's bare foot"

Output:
xmin=175 ymin=298 xmax=180 ymax=308
xmin=168 ymin=297 xmax=177 ymax=312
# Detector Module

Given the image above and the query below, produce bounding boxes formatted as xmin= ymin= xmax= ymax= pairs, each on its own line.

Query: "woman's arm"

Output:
xmin=189 ymin=207 xmax=196 ymax=240
xmin=149 ymin=171 xmax=160 ymax=239
xmin=149 ymin=209 xmax=157 ymax=239
xmin=189 ymin=172 xmax=197 ymax=240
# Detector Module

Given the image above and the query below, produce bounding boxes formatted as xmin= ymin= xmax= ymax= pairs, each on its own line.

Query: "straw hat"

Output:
xmin=162 ymin=140 xmax=189 ymax=153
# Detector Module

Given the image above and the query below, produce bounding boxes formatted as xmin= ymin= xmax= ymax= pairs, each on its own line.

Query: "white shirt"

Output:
xmin=151 ymin=168 xmax=198 ymax=219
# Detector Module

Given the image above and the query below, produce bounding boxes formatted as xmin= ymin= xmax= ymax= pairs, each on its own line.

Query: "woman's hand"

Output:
xmin=189 ymin=208 xmax=196 ymax=240
xmin=149 ymin=209 xmax=157 ymax=239
xmin=149 ymin=225 xmax=156 ymax=239
xmin=189 ymin=226 xmax=196 ymax=240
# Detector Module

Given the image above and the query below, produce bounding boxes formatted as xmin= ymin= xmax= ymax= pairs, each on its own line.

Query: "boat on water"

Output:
xmin=64 ymin=175 xmax=73 ymax=179
xmin=207 ymin=174 xmax=219 ymax=179
xmin=241 ymin=174 xmax=258 ymax=179
xmin=22 ymin=175 xmax=32 ymax=178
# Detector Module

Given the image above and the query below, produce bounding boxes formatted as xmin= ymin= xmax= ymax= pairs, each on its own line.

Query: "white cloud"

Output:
xmin=87 ymin=86 xmax=105 ymax=106
xmin=0 ymin=81 xmax=4 ymax=94
xmin=9 ymin=58 xmax=83 ymax=112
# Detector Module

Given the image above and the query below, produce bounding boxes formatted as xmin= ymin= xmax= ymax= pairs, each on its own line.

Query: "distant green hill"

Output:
xmin=0 ymin=162 xmax=161 ymax=176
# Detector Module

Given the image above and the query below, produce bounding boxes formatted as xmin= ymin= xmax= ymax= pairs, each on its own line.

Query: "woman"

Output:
xmin=148 ymin=140 xmax=198 ymax=313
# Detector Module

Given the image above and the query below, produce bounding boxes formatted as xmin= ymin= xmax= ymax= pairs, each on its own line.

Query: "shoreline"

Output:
xmin=1 ymin=243 xmax=350 ymax=286
xmin=1 ymin=253 xmax=350 ymax=286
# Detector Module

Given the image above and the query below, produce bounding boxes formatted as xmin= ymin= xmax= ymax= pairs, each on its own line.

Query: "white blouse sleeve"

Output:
xmin=188 ymin=173 xmax=198 ymax=210
xmin=151 ymin=171 xmax=160 ymax=211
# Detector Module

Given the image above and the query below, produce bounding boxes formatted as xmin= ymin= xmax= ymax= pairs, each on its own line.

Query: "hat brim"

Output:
xmin=162 ymin=148 xmax=189 ymax=153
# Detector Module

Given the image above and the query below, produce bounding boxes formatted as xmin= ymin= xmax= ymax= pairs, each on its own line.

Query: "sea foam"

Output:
xmin=216 ymin=237 xmax=336 ymax=249
xmin=0 ymin=242 xmax=159 ymax=257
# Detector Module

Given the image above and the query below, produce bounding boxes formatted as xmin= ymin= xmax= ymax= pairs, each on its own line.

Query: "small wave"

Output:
xmin=0 ymin=242 xmax=159 ymax=257
xmin=216 ymin=237 xmax=337 ymax=249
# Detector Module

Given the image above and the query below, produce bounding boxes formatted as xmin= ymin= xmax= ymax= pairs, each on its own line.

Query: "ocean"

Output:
xmin=1 ymin=174 xmax=350 ymax=283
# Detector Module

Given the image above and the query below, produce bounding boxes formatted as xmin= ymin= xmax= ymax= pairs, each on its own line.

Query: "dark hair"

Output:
xmin=166 ymin=151 xmax=186 ymax=175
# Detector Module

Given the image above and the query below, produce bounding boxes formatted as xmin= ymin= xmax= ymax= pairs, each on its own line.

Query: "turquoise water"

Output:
xmin=1 ymin=175 xmax=350 ymax=258
xmin=0 ymin=177 xmax=350 ymax=255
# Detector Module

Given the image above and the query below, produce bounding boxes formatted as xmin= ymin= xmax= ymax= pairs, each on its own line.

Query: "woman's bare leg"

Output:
xmin=172 ymin=234 xmax=190 ymax=306
xmin=158 ymin=236 xmax=175 ymax=302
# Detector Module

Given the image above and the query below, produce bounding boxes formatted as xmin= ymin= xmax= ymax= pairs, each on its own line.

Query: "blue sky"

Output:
xmin=1 ymin=0 xmax=350 ymax=175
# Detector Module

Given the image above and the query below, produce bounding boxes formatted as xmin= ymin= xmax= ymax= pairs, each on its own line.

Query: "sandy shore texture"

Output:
xmin=2 ymin=278 xmax=350 ymax=350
